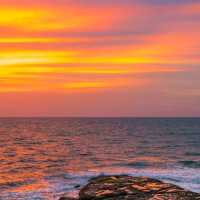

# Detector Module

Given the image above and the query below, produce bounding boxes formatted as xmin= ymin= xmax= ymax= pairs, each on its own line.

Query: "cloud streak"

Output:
xmin=0 ymin=0 xmax=199 ymax=116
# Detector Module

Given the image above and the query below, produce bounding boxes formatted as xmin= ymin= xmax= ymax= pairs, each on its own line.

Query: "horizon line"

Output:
xmin=0 ymin=116 xmax=200 ymax=119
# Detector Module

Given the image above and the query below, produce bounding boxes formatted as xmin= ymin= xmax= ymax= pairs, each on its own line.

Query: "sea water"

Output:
xmin=0 ymin=118 xmax=199 ymax=199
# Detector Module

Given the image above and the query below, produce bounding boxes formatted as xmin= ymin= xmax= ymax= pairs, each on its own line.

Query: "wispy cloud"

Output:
xmin=0 ymin=0 xmax=199 ymax=116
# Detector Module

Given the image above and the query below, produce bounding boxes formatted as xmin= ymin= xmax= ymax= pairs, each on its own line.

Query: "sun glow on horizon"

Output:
xmin=0 ymin=0 xmax=199 ymax=116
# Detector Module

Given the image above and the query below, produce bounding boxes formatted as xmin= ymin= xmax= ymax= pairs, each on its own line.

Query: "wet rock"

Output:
xmin=75 ymin=184 xmax=81 ymax=188
xmin=79 ymin=175 xmax=200 ymax=200
xmin=59 ymin=197 xmax=78 ymax=200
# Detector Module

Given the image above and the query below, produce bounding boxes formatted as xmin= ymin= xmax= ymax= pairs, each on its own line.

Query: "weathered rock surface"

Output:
xmin=60 ymin=175 xmax=200 ymax=200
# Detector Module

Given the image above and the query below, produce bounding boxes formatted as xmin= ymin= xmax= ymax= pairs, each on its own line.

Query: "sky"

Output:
xmin=0 ymin=0 xmax=200 ymax=117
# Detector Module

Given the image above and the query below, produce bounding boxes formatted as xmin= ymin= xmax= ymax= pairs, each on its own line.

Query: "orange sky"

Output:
xmin=0 ymin=0 xmax=200 ymax=117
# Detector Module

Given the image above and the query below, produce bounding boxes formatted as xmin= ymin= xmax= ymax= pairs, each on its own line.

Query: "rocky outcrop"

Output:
xmin=59 ymin=175 xmax=200 ymax=200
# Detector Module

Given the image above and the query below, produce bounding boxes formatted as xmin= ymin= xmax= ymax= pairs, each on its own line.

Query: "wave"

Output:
xmin=0 ymin=179 xmax=36 ymax=190
xmin=126 ymin=161 xmax=152 ymax=168
xmin=185 ymin=152 xmax=200 ymax=157
xmin=178 ymin=160 xmax=200 ymax=168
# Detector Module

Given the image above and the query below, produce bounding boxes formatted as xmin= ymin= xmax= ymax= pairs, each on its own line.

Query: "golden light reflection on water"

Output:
xmin=0 ymin=118 xmax=200 ymax=199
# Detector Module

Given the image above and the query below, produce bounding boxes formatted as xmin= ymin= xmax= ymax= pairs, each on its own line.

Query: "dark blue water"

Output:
xmin=0 ymin=118 xmax=199 ymax=199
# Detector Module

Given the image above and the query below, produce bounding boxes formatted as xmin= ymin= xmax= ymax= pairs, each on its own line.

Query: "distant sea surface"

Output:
xmin=0 ymin=118 xmax=200 ymax=199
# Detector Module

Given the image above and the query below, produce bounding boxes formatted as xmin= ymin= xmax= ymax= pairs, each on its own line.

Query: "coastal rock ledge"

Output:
xmin=59 ymin=175 xmax=200 ymax=200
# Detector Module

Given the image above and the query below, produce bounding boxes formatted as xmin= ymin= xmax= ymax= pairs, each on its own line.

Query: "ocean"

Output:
xmin=0 ymin=118 xmax=199 ymax=199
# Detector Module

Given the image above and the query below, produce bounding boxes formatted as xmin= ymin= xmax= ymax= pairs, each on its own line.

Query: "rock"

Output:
xmin=79 ymin=175 xmax=200 ymax=200
xmin=59 ymin=197 xmax=78 ymax=200
xmin=59 ymin=175 xmax=200 ymax=200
